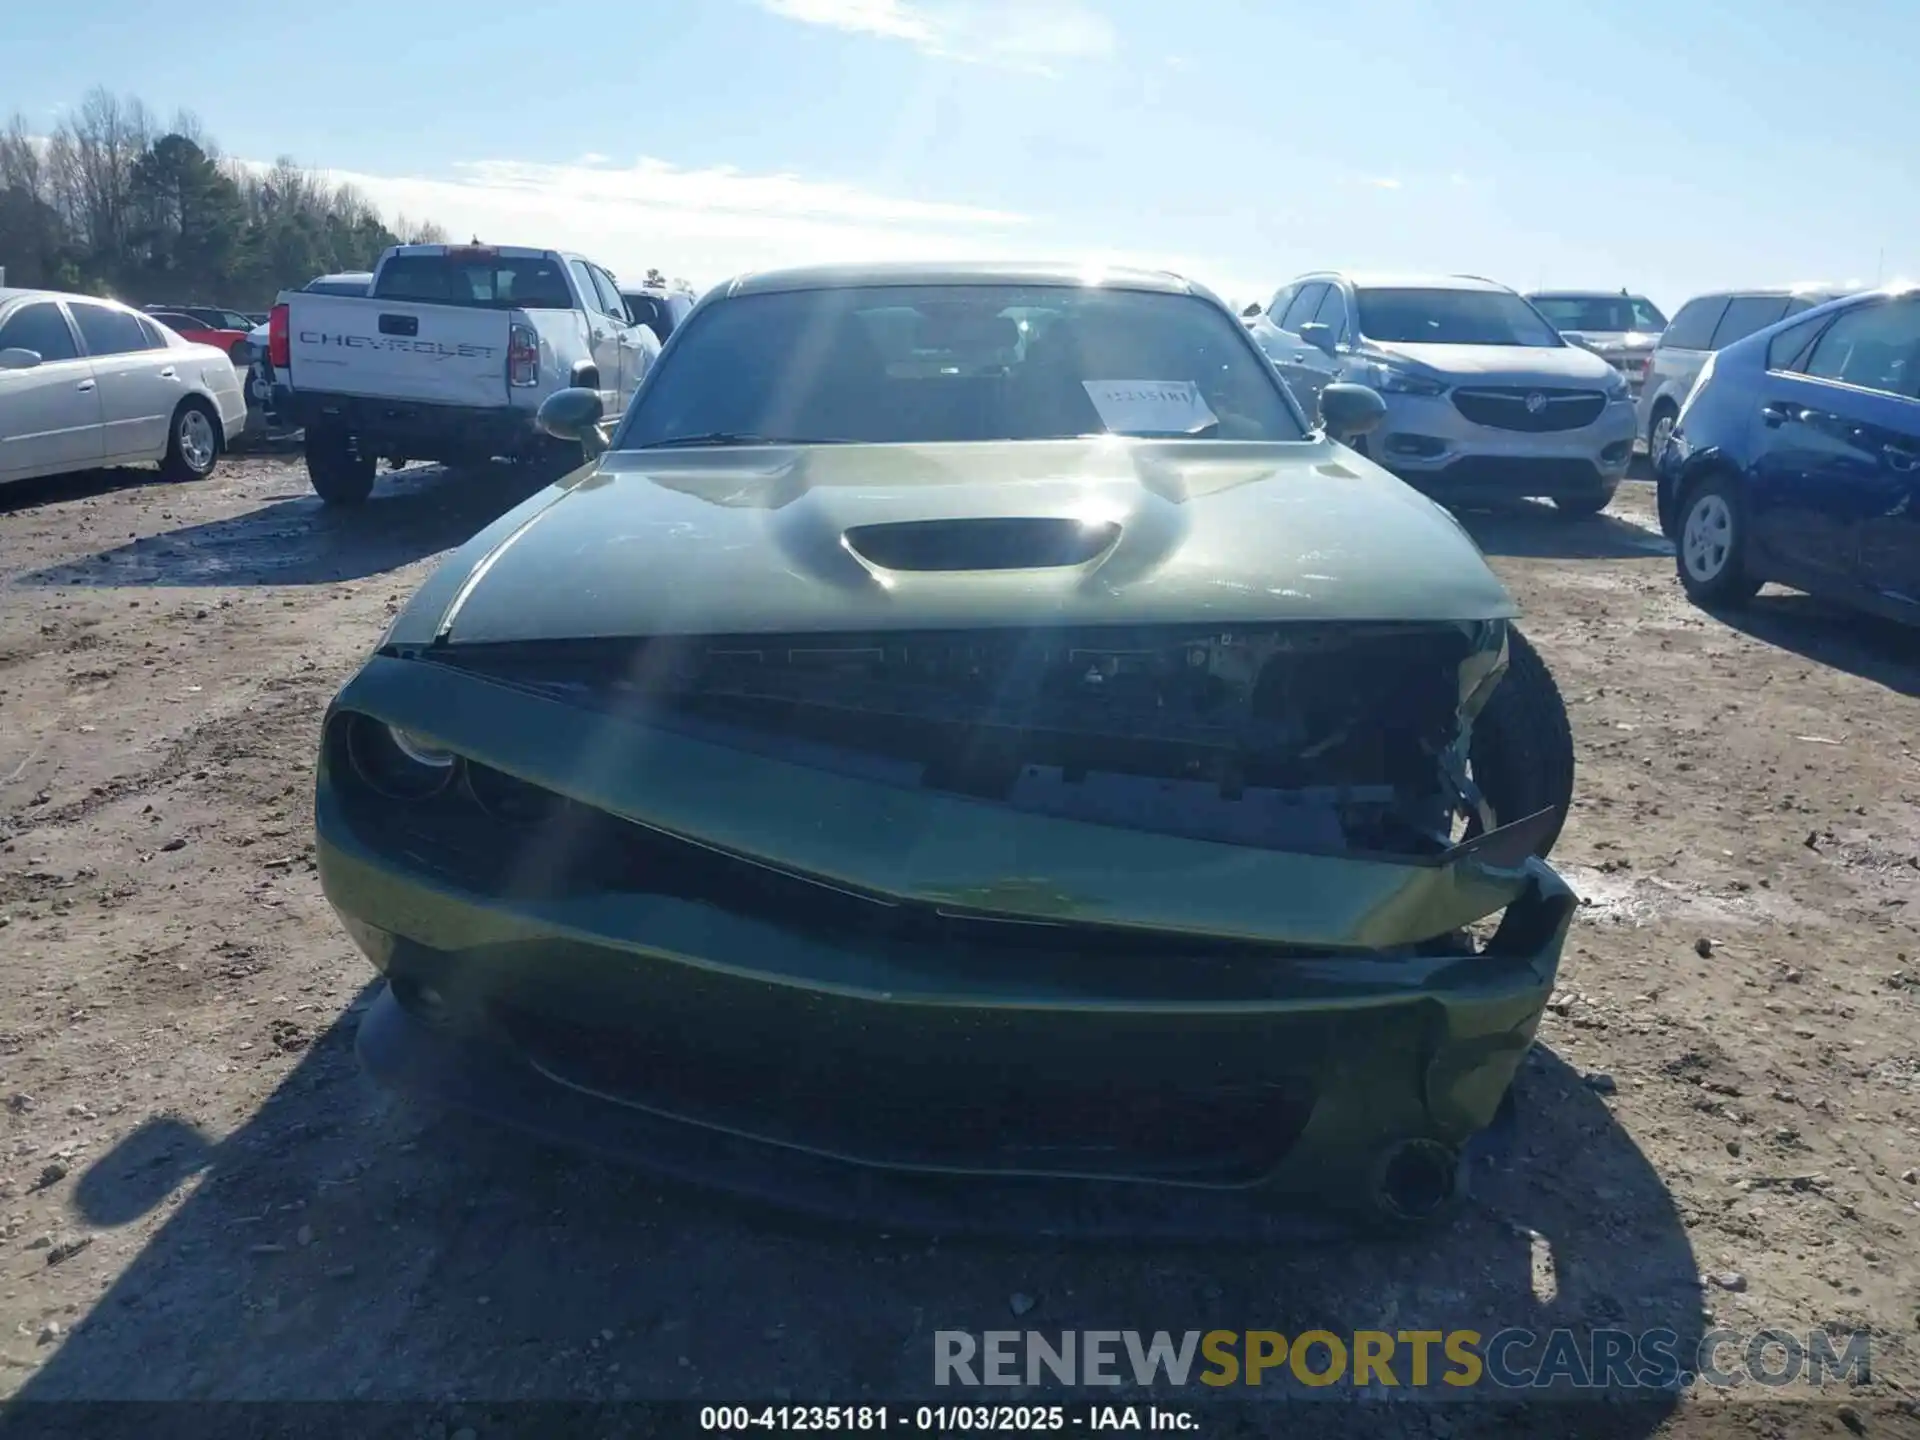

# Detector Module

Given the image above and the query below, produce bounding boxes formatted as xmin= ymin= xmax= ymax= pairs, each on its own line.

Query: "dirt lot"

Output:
xmin=1 ymin=453 xmax=1917 ymax=1435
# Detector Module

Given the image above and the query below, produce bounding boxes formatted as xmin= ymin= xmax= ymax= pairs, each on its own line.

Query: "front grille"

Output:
xmin=327 ymin=714 xmax=1407 ymax=966
xmin=1452 ymin=387 xmax=1606 ymax=433
xmin=498 ymin=1004 xmax=1317 ymax=1182
xmin=426 ymin=623 xmax=1480 ymax=857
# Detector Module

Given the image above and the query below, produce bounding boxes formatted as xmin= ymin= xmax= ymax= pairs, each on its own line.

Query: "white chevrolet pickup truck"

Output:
xmin=267 ymin=243 xmax=660 ymax=504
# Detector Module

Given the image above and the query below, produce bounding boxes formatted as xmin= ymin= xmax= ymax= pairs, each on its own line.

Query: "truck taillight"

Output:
xmin=268 ymin=304 xmax=289 ymax=368
xmin=508 ymin=322 xmax=538 ymax=387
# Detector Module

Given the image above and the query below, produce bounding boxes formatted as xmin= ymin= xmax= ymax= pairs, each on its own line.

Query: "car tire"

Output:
xmin=1552 ymin=483 xmax=1616 ymax=518
xmin=158 ymin=398 xmax=221 ymax=483
xmin=1468 ymin=625 xmax=1575 ymax=860
xmin=1648 ymin=401 xmax=1678 ymax=462
xmin=306 ymin=424 xmax=377 ymax=506
xmin=1675 ymin=470 xmax=1761 ymax=607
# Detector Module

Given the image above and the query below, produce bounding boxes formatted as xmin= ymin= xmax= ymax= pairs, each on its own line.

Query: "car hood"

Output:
xmin=1367 ymin=340 xmax=1618 ymax=385
xmin=390 ymin=438 xmax=1516 ymax=647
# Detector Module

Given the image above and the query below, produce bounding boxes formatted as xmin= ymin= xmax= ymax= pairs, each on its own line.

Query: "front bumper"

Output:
xmin=317 ymin=655 xmax=1576 ymax=1227
xmin=1369 ymin=394 xmax=1637 ymax=501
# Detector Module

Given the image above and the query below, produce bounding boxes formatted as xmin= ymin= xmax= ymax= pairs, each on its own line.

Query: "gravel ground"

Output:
xmin=1 ymin=453 xmax=1917 ymax=1437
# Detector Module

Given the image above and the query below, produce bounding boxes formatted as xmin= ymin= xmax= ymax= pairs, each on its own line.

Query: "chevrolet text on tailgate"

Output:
xmin=269 ymin=243 xmax=661 ymax=506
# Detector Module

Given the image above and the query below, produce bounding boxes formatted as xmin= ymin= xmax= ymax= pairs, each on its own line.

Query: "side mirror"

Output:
xmin=1297 ymin=322 xmax=1339 ymax=356
xmin=0 ymin=347 xmax=44 ymax=370
xmin=1319 ymin=383 xmax=1387 ymax=441
xmin=1240 ymin=302 xmax=1263 ymax=319
xmin=537 ymin=387 xmax=608 ymax=455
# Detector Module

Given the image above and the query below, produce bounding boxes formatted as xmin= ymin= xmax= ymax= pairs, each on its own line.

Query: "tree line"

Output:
xmin=0 ymin=88 xmax=449 ymax=308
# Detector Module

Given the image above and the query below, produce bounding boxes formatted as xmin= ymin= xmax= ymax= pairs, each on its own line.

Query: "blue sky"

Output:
xmin=10 ymin=0 xmax=1915 ymax=310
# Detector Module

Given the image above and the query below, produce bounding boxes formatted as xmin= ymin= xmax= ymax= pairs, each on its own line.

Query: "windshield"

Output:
xmin=1530 ymin=295 xmax=1668 ymax=333
xmin=618 ymin=284 xmax=1305 ymax=447
xmin=1356 ymin=288 xmax=1564 ymax=347
xmin=372 ymin=254 xmax=573 ymax=309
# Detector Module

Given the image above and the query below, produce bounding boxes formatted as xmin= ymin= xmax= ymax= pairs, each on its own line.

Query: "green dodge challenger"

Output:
xmin=315 ymin=262 xmax=1578 ymax=1234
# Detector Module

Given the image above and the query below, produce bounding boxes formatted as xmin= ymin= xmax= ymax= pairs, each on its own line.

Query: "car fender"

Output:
xmin=1656 ymin=441 xmax=1736 ymax=537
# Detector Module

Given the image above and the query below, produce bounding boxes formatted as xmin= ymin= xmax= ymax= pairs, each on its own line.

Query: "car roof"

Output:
xmin=0 ymin=286 xmax=82 ymax=308
xmin=1297 ymin=271 xmax=1514 ymax=294
xmin=382 ymin=244 xmax=558 ymax=261
xmin=721 ymin=261 xmax=1205 ymax=299
xmin=1688 ymin=283 xmax=1855 ymax=301
xmin=1526 ymin=289 xmax=1650 ymax=300
xmin=1781 ymin=282 xmax=1920 ymax=316
xmin=0 ymin=287 xmax=136 ymax=312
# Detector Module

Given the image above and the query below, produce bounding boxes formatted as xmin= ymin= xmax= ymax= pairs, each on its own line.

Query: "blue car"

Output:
xmin=1656 ymin=285 xmax=1920 ymax=619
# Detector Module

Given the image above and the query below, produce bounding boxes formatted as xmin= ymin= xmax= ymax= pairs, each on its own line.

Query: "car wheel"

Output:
xmin=1676 ymin=471 xmax=1761 ymax=607
xmin=1468 ymin=626 xmax=1574 ymax=860
xmin=305 ymin=424 xmax=377 ymax=506
xmin=1648 ymin=403 xmax=1677 ymax=461
xmin=1552 ymin=483 xmax=1616 ymax=518
xmin=159 ymin=399 xmax=221 ymax=483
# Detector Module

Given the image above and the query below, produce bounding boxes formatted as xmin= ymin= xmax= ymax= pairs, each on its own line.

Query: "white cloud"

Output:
xmin=758 ymin=0 xmax=934 ymax=41
xmin=268 ymin=153 xmax=1028 ymax=289
xmin=756 ymin=0 xmax=1116 ymax=73
xmin=265 ymin=150 xmax=1252 ymax=302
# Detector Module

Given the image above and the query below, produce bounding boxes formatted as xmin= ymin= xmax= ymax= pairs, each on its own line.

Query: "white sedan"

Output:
xmin=0 ymin=287 xmax=248 ymax=488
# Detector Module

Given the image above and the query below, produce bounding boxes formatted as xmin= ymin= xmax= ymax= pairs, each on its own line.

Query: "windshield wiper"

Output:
xmin=632 ymin=432 xmax=853 ymax=449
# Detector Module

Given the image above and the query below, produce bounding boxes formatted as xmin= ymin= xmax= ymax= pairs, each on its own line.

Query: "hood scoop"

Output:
xmin=843 ymin=517 xmax=1121 ymax=572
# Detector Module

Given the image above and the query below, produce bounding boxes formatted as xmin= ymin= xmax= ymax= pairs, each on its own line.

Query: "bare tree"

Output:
xmin=41 ymin=128 xmax=82 ymax=232
xmin=392 ymin=212 xmax=449 ymax=245
xmin=0 ymin=113 xmax=45 ymax=197
xmin=166 ymin=108 xmax=214 ymax=157
xmin=3 ymin=89 xmax=452 ymax=302
xmin=63 ymin=87 xmax=154 ymax=256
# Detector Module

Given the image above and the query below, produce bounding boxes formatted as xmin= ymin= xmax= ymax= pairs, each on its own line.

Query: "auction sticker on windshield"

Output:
xmin=1082 ymin=380 xmax=1218 ymax=435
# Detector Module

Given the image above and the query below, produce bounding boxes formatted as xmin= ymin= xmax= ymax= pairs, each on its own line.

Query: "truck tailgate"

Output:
xmin=287 ymin=295 xmax=511 ymax=408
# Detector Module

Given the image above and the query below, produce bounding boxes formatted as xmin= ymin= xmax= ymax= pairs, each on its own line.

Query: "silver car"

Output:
xmin=1525 ymin=290 xmax=1667 ymax=400
xmin=1250 ymin=272 xmax=1637 ymax=516
xmin=1636 ymin=285 xmax=1852 ymax=461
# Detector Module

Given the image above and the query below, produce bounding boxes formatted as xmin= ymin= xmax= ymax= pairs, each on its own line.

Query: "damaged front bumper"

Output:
xmin=317 ymin=652 xmax=1576 ymax=1231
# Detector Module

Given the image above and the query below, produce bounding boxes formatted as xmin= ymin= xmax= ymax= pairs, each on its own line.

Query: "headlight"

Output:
xmin=389 ymin=726 xmax=455 ymax=769
xmin=344 ymin=715 xmax=457 ymax=799
xmin=1368 ymin=363 xmax=1448 ymax=397
xmin=1602 ymin=368 xmax=1630 ymax=400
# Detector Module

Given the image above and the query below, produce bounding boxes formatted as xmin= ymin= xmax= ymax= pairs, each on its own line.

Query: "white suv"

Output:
xmin=1249 ymin=272 xmax=1637 ymax=516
